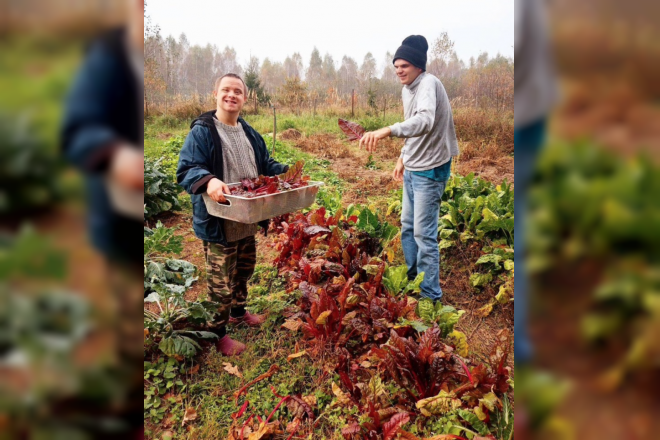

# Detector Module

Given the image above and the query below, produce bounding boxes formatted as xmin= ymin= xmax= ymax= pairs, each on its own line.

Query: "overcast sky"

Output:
xmin=147 ymin=0 xmax=513 ymax=70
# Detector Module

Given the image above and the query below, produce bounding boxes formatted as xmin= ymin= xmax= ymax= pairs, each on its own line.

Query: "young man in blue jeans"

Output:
xmin=360 ymin=35 xmax=459 ymax=302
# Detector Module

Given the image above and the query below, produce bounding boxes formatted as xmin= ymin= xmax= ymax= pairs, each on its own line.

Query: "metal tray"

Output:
xmin=202 ymin=181 xmax=324 ymax=223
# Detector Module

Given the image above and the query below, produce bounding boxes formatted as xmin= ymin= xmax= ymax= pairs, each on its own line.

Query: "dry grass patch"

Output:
xmin=294 ymin=133 xmax=353 ymax=159
xmin=453 ymin=107 xmax=514 ymax=154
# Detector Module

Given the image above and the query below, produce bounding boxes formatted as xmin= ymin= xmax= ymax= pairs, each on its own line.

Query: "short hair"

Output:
xmin=214 ymin=73 xmax=248 ymax=96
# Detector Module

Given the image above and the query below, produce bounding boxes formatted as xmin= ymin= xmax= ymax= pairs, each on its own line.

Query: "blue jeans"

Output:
xmin=514 ymin=118 xmax=547 ymax=364
xmin=401 ymin=170 xmax=447 ymax=301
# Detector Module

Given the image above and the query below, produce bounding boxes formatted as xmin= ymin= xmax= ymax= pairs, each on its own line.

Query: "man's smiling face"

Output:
xmin=214 ymin=77 xmax=247 ymax=114
xmin=394 ymin=59 xmax=423 ymax=85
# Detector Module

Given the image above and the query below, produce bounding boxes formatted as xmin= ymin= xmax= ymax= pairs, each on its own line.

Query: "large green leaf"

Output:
xmin=475 ymin=254 xmax=502 ymax=267
xmin=457 ymin=409 xmax=490 ymax=436
xmin=470 ymin=272 xmax=493 ymax=287
xmin=404 ymin=272 xmax=424 ymax=295
xmin=416 ymin=298 xmax=436 ymax=322
xmin=383 ymin=265 xmax=408 ymax=295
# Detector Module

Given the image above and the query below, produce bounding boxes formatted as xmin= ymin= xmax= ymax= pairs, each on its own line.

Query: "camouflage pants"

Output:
xmin=203 ymin=235 xmax=257 ymax=328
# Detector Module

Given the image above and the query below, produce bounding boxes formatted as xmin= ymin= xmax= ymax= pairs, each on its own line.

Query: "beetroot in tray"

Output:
xmin=228 ymin=160 xmax=310 ymax=198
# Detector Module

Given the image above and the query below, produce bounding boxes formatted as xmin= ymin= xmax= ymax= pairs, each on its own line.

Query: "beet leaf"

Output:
xmin=338 ymin=118 xmax=366 ymax=141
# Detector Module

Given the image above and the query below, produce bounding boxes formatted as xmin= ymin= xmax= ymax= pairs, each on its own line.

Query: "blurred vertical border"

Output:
xmin=0 ymin=1 xmax=145 ymax=439
xmin=517 ymin=0 xmax=660 ymax=438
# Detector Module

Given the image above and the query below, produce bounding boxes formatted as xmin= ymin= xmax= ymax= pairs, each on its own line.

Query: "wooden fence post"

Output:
xmin=272 ymin=105 xmax=277 ymax=156
xmin=351 ymin=89 xmax=355 ymax=117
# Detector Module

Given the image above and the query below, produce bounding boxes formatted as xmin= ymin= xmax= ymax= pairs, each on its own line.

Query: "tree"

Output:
xmin=306 ymin=47 xmax=323 ymax=87
xmin=144 ymin=9 xmax=165 ymax=117
xmin=338 ymin=55 xmax=358 ymax=95
xmin=261 ymin=58 xmax=286 ymax=95
xmin=381 ymin=51 xmax=397 ymax=84
xmin=284 ymin=52 xmax=303 ymax=78
xmin=431 ymin=31 xmax=455 ymax=64
xmin=322 ymin=53 xmax=337 ymax=89
xmin=278 ymin=77 xmax=307 ymax=115
xmin=359 ymin=52 xmax=377 ymax=87
xmin=244 ymin=56 xmax=268 ymax=109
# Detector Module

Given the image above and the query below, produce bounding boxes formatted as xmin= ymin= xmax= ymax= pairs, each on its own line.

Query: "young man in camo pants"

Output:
xmin=177 ymin=74 xmax=288 ymax=356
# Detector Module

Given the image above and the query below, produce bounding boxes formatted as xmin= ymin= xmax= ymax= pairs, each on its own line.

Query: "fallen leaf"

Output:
xmin=475 ymin=302 xmax=493 ymax=318
xmin=223 ymin=362 xmax=243 ymax=378
xmin=286 ymin=417 xmax=302 ymax=433
xmin=182 ymin=407 xmax=198 ymax=426
xmin=281 ymin=318 xmax=303 ymax=332
xmin=189 ymin=364 xmax=200 ymax=375
xmin=287 ymin=350 xmax=307 ymax=361
xmin=247 ymin=421 xmax=282 ymax=440
xmin=144 ymin=328 xmax=149 ymax=338
xmin=331 ymin=381 xmax=351 ymax=406
xmin=302 ymin=394 xmax=317 ymax=407
xmin=360 ymin=361 xmax=372 ymax=368
xmin=163 ymin=414 xmax=176 ymax=427
xmin=161 ymin=430 xmax=174 ymax=440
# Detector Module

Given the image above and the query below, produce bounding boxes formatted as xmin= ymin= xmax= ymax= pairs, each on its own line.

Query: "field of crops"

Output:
xmin=143 ymin=108 xmax=516 ymax=440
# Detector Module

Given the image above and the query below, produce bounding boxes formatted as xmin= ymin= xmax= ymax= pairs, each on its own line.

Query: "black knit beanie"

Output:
xmin=392 ymin=35 xmax=428 ymax=71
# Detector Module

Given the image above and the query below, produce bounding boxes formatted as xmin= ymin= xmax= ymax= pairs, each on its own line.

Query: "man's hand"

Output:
xmin=207 ymin=177 xmax=231 ymax=203
xmin=392 ymin=157 xmax=404 ymax=182
xmin=359 ymin=127 xmax=391 ymax=153
xmin=110 ymin=145 xmax=144 ymax=190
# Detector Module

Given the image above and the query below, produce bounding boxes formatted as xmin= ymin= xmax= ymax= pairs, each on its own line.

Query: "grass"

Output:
xmin=0 ymin=37 xmax=83 ymax=147
xmin=243 ymin=112 xmax=405 ymax=137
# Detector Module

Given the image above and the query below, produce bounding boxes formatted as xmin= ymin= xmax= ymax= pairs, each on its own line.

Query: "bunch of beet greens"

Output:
xmin=229 ymin=160 xmax=309 ymax=198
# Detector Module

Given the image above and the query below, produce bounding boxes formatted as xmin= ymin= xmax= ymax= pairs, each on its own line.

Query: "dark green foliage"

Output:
xmin=144 ymin=156 xmax=181 ymax=218
xmin=0 ymin=113 xmax=62 ymax=213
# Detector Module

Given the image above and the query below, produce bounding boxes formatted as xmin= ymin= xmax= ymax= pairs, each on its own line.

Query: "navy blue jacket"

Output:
xmin=61 ymin=28 xmax=142 ymax=263
xmin=177 ymin=110 xmax=288 ymax=245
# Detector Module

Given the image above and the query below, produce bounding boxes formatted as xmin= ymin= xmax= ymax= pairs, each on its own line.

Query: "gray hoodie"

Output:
xmin=389 ymin=72 xmax=459 ymax=171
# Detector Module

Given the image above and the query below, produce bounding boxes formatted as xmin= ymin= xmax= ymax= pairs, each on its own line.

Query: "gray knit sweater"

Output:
xmin=389 ymin=72 xmax=459 ymax=171
xmin=214 ymin=119 xmax=259 ymax=242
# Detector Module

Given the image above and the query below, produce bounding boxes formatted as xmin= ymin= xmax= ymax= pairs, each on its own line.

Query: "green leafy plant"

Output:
xmin=438 ymin=174 xmax=514 ymax=247
xmin=415 ymin=298 xmax=466 ymax=338
xmin=144 ymin=356 xmax=186 ymax=423
xmin=471 ymin=245 xmax=513 ymax=292
xmin=0 ymin=112 xmax=62 ymax=213
xmin=144 ymin=222 xmax=197 ymax=295
xmin=382 ymin=264 xmax=424 ymax=296
xmin=144 ymin=287 xmax=219 ymax=358
xmin=491 ymin=393 xmax=514 ymax=440
xmin=144 ymin=157 xmax=181 ymax=218
xmin=143 ymin=223 xmax=217 ymax=358
xmin=349 ymin=205 xmax=399 ymax=243
xmin=365 ymin=154 xmax=379 ymax=170
xmin=314 ymin=186 xmax=343 ymax=215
